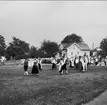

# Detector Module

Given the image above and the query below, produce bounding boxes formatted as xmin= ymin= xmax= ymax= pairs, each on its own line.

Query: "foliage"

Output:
xmin=29 ymin=46 xmax=38 ymax=58
xmin=6 ymin=37 xmax=30 ymax=59
xmin=61 ymin=33 xmax=83 ymax=44
xmin=0 ymin=35 xmax=6 ymax=56
xmin=40 ymin=40 xmax=59 ymax=57
xmin=100 ymin=37 xmax=107 ymax=57
xmin=41 ymin=58 xmax=52 ymax=64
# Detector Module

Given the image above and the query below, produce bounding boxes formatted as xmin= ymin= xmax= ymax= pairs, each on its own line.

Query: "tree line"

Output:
xmin=0 ymin=35 xmax=59 ymax=60
xmin=0 ymin=34 xmax=107 ymax=60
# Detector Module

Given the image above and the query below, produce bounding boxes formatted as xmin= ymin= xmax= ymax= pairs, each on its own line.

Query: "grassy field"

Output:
xmin=0 ymin=64 xmax=107 ymax=105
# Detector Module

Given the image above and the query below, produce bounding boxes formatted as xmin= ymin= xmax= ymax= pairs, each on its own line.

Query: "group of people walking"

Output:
xmin=23 ymin=58 xmax=42 ymax=76
xmin=51 ymin=55 xmax=89 ymax=75
xmin=23 ymin=55 xmax=89 ymax=76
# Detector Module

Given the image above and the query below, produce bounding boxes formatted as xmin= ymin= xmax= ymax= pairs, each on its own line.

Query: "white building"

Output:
xmin=60 ymin=42 xmax=90 ymax=58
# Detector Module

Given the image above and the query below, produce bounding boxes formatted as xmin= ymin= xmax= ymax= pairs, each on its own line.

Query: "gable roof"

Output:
xmin=62 ymin=42 xmax=90 ymax=51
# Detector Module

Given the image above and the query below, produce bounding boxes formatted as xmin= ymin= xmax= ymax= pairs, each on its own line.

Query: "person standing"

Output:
xmin=23 ymin=59 xmax=29 ymax=75
xmin=78 ymin=56 xmax=83 ymax=72
xmin=52 ymin=58 xmax=57 ymax=70
xmin=31 ymin=61 xmax=39 ymax=75
xmin=84 ymin=55 xmax=88 ymax=71
xmin=74 ymin=56 xmax=79 ymax=70
xmin=38 ymin=58 xmax=42 ymax=71
xmin=58 ymin=58 xmax=64 ymax=75
xmin=81 ymin=56 xmax=88 ymax=72
xmin=63 ymin=58 xmax=68 ymax=74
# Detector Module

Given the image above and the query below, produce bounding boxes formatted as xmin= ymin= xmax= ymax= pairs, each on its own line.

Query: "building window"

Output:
xmin=73 ymin=46 xmax=75 ymax=49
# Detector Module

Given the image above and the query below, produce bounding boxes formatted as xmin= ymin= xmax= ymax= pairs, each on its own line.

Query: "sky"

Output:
xmin=0 ymin=1 xmax=107 ymax=49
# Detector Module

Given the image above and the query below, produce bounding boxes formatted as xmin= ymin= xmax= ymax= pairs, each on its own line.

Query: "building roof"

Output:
xmin=62 ymin=42 xmax=90 ymax=51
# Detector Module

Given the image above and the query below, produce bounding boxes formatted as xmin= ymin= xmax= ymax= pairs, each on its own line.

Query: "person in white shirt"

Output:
xmin=63 ymin=58 xmax=68 ymax=74
xmin=28 ymin=59 xmax=34 ymax=69
xmin=58 ymin=58 xmax=64 ymax=75
xmin=81 ymin=56 xmax=88 ymax=72
xmin=38 ymin=58 xmax=42 ymax=71
xmin=74 ymin=56 xmax=79 ymax=70
xmin=69 ymin=57 xmax=74 ymax=69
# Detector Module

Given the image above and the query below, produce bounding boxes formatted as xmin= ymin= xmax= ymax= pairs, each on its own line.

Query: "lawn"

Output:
xmin=0 ymin=64 xmax=107 ymax=105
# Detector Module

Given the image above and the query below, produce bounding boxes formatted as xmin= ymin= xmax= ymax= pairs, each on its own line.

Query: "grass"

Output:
xmin=0 ymin=64 xmax=107 ymax=105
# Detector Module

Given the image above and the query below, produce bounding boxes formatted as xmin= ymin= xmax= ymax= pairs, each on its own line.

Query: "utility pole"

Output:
xmin=92 ymin=42 xmax=94 ymax=50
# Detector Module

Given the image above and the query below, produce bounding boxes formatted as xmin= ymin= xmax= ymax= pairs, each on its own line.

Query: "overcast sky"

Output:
xmin=0 ymin=1 xmax=107 ymax=49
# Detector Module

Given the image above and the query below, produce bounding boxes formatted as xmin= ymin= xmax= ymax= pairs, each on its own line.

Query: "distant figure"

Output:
xmin=78 ymin=56 xmax=83 ymax=72
xmin=81 ymin=56 xmax=88 ymax=72
xmin=0 ymin=56 xmax=6 ymax=65
xmin=58 ymin=58 xmax=64 ymax=75
xmin=31 ymin=61 xmax=39 ymax=75
xmin=63 ymin=58 xmax=68 ymax=74
xmin=69 ymin=57 xmax=74 ymax=69
xmin=52 ymin=58 xmax=57 ymax=70
xmin=95 ymin=57 xmax=98 ymax=65
xmin=59 ymin=58 xmax=68 ymax=75
xmin=38 ymin=58 xmax=42 ymax=71
xmin=23 ymin=59 xmax=29 ymax=75
xmin=74 ymin=57 xmax=79 ymax=70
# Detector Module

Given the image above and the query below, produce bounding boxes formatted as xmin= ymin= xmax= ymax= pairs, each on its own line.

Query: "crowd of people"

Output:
xmin=23 ymin=58 xmax=42 ymax=76
xmin=51 ymin=55 xmax=89 ymax=75
xmin=23 ymin=55 xmax=107 ymax=76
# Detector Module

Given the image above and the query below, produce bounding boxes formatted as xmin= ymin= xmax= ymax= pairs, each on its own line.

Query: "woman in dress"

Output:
xmin=31 ymin=61 xmax=39 ymax=75
xmin=23 ymin=59 xmax=29 ymax=75
xmin=78 ymin=56 xmax=83 ymax=72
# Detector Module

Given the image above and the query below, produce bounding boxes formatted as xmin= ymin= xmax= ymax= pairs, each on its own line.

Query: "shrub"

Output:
xmin=41 ymin=58 xmax=52 ymax=64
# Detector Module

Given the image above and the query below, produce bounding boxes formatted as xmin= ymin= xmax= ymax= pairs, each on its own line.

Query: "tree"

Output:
xmin=100 ymin=37 xmax=107 ymax=57
xmin=6 ymin=45 xmax=25 ymax=59
xmin=6 ymin=36 xmax=30 ymax=59
xmin=29 ymin=46 xmax=38 ymax=58
xmin=11 ymin=37 xmax=29 ymax=52
xmin=61 ymin=33 xmax=83 ymax=44
xmin=40 ymin=40 xmax=59 ymax=57
xmin=0 ymin=35 xmax=6 ymax=56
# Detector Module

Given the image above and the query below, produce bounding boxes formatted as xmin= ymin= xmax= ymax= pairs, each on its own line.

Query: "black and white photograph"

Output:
xmin=0 ymin=1 xmax=107 ymax=105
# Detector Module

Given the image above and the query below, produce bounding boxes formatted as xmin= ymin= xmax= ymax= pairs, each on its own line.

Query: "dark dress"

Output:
xmin=38 ymin=63 xmax=42 ymax=70
xmin=24 ymin=60 xmax=28 ymax=71
xmin=78 ymin=61 xmax=83 ymax=72
xmin=52 ymin=63 xmax=57 ymax=70
xmin=74 ymin=60 xmax=77 ymax=70
xmin=31 ymin=65 xmax=39 ymax=74
xmin=69 ymin=60 xmax=72 ymax=68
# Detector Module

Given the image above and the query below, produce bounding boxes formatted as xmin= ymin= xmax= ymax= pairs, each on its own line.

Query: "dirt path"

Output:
xmin=83 ymin=90 xmax=107 ymax=105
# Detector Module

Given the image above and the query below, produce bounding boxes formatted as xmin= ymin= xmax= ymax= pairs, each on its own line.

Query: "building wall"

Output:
xmin=66 ymin=44 xmax=90 ymax=58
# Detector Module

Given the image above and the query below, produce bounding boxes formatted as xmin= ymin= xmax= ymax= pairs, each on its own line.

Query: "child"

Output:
xmin=23 ymin=59 xmax=29 ymax=75
xmin=31 ymin=61 xmax=39 ymax=75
